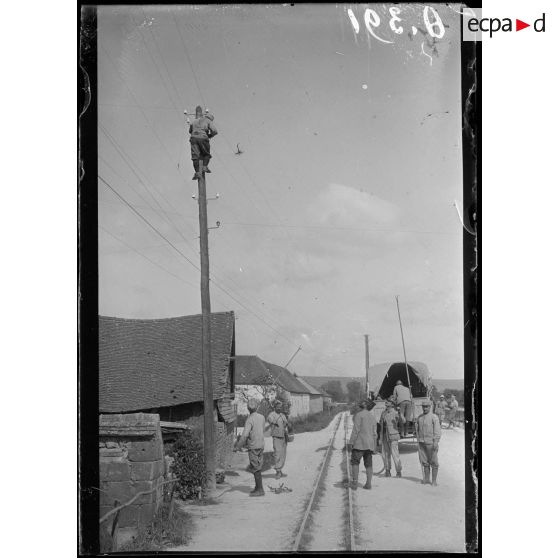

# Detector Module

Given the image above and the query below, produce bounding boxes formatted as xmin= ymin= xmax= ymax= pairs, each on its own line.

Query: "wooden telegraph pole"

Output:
xmin=364 ymin=334 xmax=370 ymax=399
xmin=197 ymin=159 xmax=216 ymax=492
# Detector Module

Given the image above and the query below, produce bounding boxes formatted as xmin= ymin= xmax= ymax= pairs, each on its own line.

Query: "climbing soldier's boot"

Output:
xmin=192 ymin=172 xmax=201 ymax=180
xmin=250 ymin=471 xmax=265 ymax=497
xmin=351 ymin=464 xmax=359 ymax=490
xmin=275 ymin=469 xmax=282 ymax=480
xmin=422 ymin=466 xmax=431 ymax=485
xmin=431 ymin=467 xmax=438 ymax=486
xmin=364 ymin=467 xmax=373 ymax=489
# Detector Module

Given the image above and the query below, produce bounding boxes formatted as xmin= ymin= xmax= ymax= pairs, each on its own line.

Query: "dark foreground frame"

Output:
xmin=78 ymin=2 xmax=481 ymax=554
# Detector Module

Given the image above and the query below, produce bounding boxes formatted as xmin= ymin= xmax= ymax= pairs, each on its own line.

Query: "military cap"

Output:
xmin=247 ymin=398 xmax=259 ymax=411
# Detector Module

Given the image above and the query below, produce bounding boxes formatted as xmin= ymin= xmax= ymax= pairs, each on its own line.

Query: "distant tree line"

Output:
xmin=320 ymin=380 xmax=365 ymax=403
xmin=320 ymin=380 xmax=464 ymax=407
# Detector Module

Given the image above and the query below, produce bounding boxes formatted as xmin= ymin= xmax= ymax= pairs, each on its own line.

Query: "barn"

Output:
xmin=99 ymin=311 xmax=237 ymax=469
xmin=234 ymin=355 xmax=313 ymax=419
xmin=295 ymin=376 xmax=325 ymax=414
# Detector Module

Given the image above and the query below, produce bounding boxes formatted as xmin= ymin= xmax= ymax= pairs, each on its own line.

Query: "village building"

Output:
xmin=295 ymin=376 xmax=325 ymax=414
xmin=99 ymin=311 xmax=237 ymax=468
xmin=233 ymin=355 xmax=314 ymax=418
xmin=316 ymin=386 xmax=333 ymax=409
xmin=300 ymin=377 xmax=334 ymax=408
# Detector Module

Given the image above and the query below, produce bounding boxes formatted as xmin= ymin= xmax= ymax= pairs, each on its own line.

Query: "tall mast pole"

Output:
xmin=364 ymin=334 xmax=370 ymax=398
xmin=197 ymin=159 xmax=215 ymax=491
xmin=395 ymin=295 xmax=413 ymax=399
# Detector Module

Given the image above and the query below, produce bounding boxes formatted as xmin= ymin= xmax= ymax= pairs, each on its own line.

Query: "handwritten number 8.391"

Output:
xmin=347 ymin=6 xmax=445 ymax=44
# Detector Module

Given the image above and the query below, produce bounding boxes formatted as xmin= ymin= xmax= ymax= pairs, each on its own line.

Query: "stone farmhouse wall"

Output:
xmin=99 ymin=413 xmax=165 ymax=551
xmin=157 ymin=402 xmax=234 ymax=471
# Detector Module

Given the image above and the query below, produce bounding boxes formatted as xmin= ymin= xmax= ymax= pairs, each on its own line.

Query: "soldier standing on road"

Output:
xmin=434 ymin=395 xmax=448 ymax=428
xmin=380 ymin=399 xmax=403 ymax=478
xmin=393 ymin=380 xmax=413 ymax=437
xmin=234 ymin=398 xmax=266 ymax=497
xmin=447 ymin=394 xmax=459 ymax=428
xmin=266 ymin=400 xmax=289 ymax=479
xmin=416 ymin=401 xmax=442 ymax=486
xmin=347 ymin=400 xmax=378 ymax=490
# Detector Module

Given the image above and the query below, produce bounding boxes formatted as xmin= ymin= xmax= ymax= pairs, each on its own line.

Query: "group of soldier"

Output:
xmin=233 ymin=399 xmax=290 ymax=497
xmin=349 ymin=394 xmax=441 ymax=488
xmin=434 ymin=393 xmax=460 ymax=429
xmin=233 ymin=384 xmax=460 ymax=495
xmin=350 ymin=381 xmax=460 ymax=489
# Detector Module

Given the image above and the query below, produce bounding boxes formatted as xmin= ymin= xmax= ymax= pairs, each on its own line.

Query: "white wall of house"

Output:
xmin=308 ymin=394 xmax=324 ymax=415
xmin=288 ymin=393 xmax=310 ymax=418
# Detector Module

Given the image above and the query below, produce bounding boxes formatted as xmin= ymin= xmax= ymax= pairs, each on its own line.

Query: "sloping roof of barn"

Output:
xmin=235 ymin=355 xmax=312 ymax=395
xmin=295 ymin=377 xmax=324 ymax=396
xmin=99 ymin=312 xmax=235 ymax=413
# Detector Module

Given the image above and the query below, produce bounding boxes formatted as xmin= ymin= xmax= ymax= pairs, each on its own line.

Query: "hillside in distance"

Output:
xmin=301 ymin=376 xmax=364 ymax=391
xmin=302 ymin=376 xmax=464 ymax=392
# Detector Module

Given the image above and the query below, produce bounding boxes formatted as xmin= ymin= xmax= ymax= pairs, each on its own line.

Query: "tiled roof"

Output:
xmin=235 ymin=355 xmax=313 ymax=394
xmin=295 ymin=377 xmax=324 ymax=396
xmin=99 ymin=312 xmax=235 ymax=413
xmin=234 ymin=355 xmax=270 ymax=384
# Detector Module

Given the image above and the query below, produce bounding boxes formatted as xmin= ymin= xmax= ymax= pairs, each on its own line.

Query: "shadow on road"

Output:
xmin=227 ymin=485 xmax=254 ymax=494
xmin=262 ymin=472 xmax=288 ymax=479
xmin=262 ymin=451 xmax=275 ymax=472
xmin=401 ymin=475 xmax=423 ymax=483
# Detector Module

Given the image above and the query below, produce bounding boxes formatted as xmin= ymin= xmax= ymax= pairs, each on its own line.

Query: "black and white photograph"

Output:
xmin=80 ymin=3 xmax=477 ymax=553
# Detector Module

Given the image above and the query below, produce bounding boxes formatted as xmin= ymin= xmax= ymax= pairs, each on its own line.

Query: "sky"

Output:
xmin=97 ymin=4 xmax=464 ymax=380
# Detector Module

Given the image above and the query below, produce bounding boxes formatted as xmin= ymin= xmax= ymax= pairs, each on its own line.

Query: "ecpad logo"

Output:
xmin=463 ymin=11 xmax=546 ymax=40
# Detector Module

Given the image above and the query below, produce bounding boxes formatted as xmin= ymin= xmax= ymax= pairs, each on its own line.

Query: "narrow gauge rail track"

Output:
xmin=292 ymin=411 xmax=356 ymax=552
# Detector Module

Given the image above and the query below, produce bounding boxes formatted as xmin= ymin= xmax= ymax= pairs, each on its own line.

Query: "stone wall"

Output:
xmin=156 ymin=401 xmax=234 ymax=471
xmin=99 ymin=413 xmax=165 ymax=551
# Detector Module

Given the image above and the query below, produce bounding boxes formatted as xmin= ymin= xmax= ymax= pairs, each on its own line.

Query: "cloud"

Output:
xmin=310 ymin=183 xmax=401 ymax=227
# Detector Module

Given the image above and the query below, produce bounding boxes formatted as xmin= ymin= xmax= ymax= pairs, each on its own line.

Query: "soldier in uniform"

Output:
xmin=234 ymin=398 xmax=266 ymax=497
xmin=447 ymin=394 xmax=459 ymax=428
xmin=416 ymin=400 xmax=442 ymax=486
xmin=347 ymin=400 xmax=378 ymax=490
xmin=380 ymin=399 xmax=403 ymax=478
xmin=393 ymin=380 xmax=413 ymax=437
xmin=434 ymin=395 xmax=448 ymax=428
xmin=266 ymin=400 xmax=289 ymax=479
xmin=188 ymin=106 xmax=218 ymax=179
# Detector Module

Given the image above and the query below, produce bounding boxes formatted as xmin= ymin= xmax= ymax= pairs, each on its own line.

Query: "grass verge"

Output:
xmin=290 ymin=406 xmax=350 ymax=434
xmin=117 ymin=501 xmax=192 ymax=551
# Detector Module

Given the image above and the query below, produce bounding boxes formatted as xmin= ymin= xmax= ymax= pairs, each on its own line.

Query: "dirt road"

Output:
xmin=350 ymin=416 xmax=466 ymax=552
xmin=172 ymin=412 xmax=465 ymax=553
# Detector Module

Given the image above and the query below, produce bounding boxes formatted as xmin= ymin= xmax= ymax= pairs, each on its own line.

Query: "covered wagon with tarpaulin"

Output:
xmin=367 ymin=361 xmax=433 ymax=432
